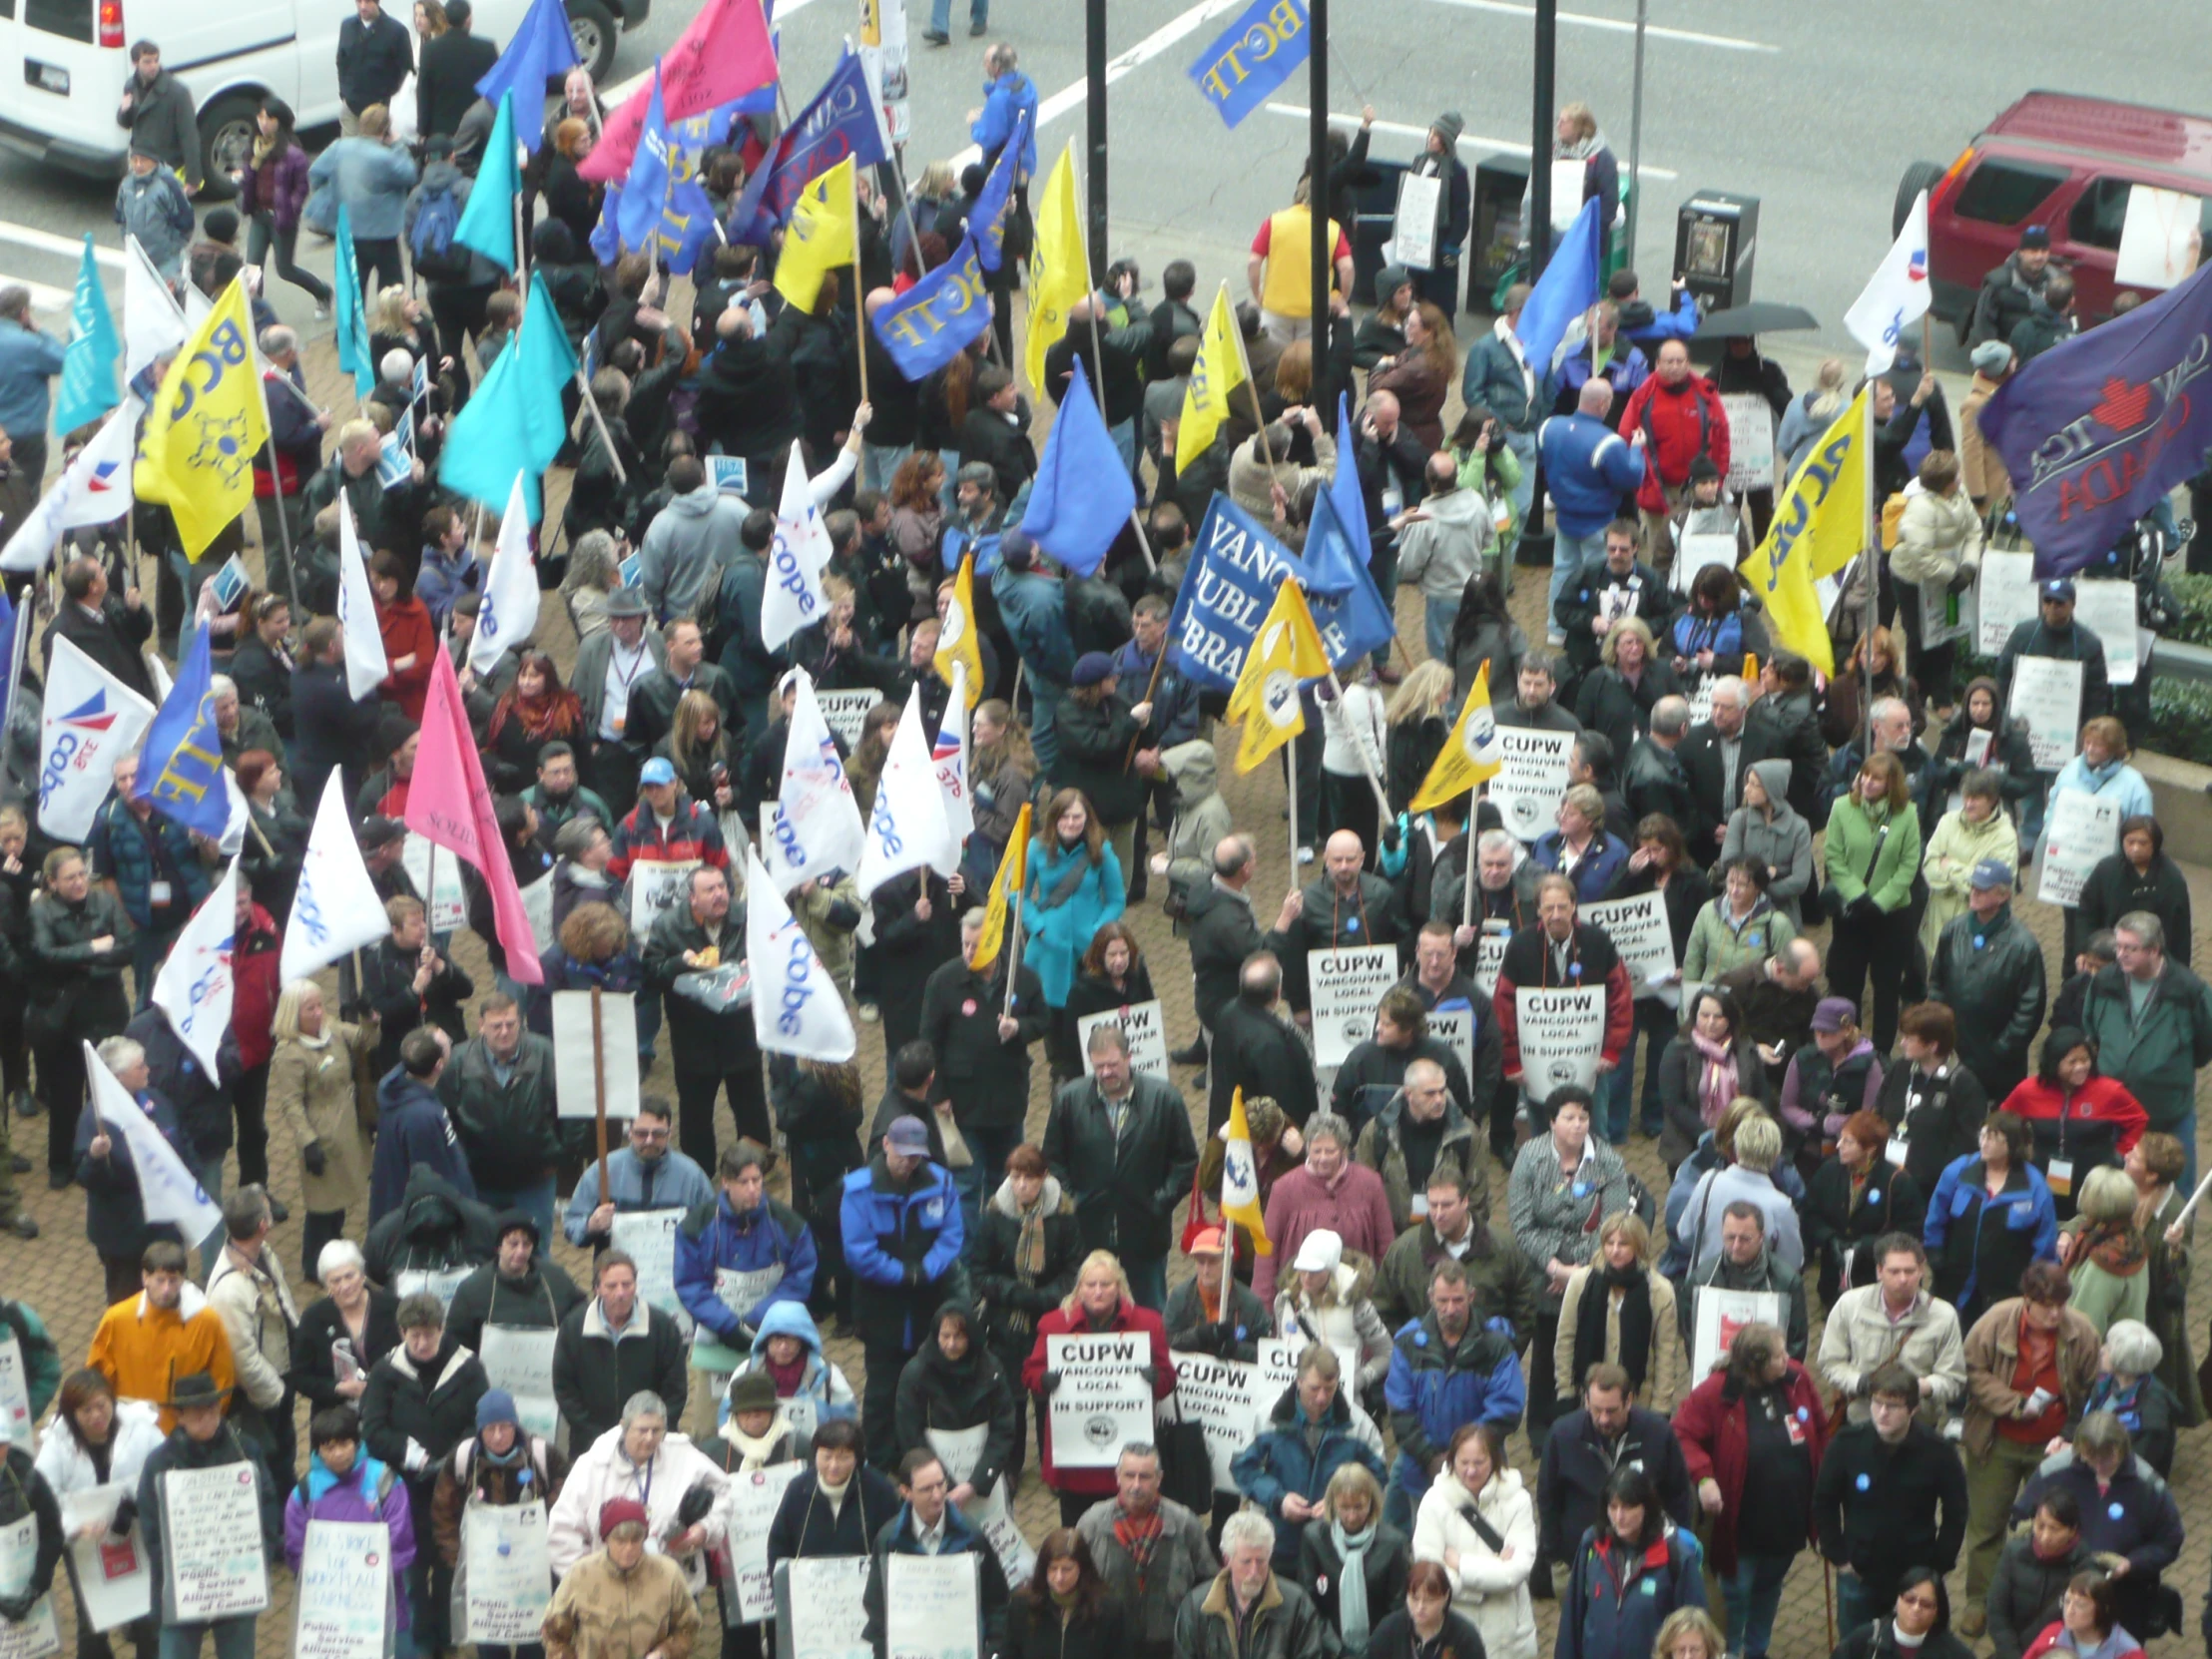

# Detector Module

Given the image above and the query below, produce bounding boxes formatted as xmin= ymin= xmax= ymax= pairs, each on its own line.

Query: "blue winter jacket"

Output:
xmin=1537 ymin=413 xmax=1646 ymax=540
xmin=1383 ymin=1315 xmax=1524 ymax=1497
xmin=673 ymin=1190 xmax=819 ymax=1343
xmin=970 ymin=71 xmax=1039 ymax=175
xmin=1559 ymin=1527 xmax=1706 ymax=1659
xmin=88 ymin=799 xmax=212 ymax=930
xmin=1530 ymin=828 xmax=1629 ymax=904
xmin=992 ymin=564 xmax=1077 ymax=692
xmin=367 ymin=1067 xmax=477 ymax=1222
xmin=1231 ymin=1383 xmax=1388 ymax=1572
xmin=1461 ymin=327 xmax=1539 ymax=435
xmin=840 ymin=1155 xmax=964 ymax=1351
xmin=560 ymin=1146 xmax=715 ymax=1246
xmin=1924 ymin=1153 xmax=2058 ymax=1314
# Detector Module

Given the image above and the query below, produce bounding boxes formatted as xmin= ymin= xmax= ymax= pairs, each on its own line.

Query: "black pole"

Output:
xmin=1528 ymin=0 xmax=1557 ymax=278
xmin=1085 ymin=0 xmax=1108 ymax=285
xmin=1309 ymin=0 xmax=1331 ymax=414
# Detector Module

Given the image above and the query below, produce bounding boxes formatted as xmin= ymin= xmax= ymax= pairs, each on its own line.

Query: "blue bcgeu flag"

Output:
xmin=54 ymin=237 xmax=119 ymax=435
xmin=1187 ymin=0 xmax=1313 ymax=129
xmin=727 ymin=51 xmax=887 ymax=246
xmin=1979 ymin=258 xmax=2212 ymax=575
xmin=1018 ymin=357 xmax=1134 ymax=578
xmin=131 ymin=627 xmax=232 ymax=839
xmin=870 ymin=236 xmax=993 ymax=382
xmin=1517 ymin=194 xmax=1604 ymax=399
xmin=970 ymin=110 xmax=1025 ymax=274
xmin=593 ymin=67 xmax=720 ymax=276
xmin=332 ymin=207 xmax=374 ymax=396
xmin=1298 ymin=407 xmax=1395 ymax=666
xmin=474 ymin=0 xmax=582 ymax=154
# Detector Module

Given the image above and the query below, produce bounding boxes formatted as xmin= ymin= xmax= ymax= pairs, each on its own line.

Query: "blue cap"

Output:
xmin=1970 ymin=858 xmax=2014 ymax=891
xmin=2040 ymin=578 xmax=2075 ymax=602
xmin=476 ymin=1389 xmax=519 ymax=1429
xmin=1071 ymin=651 xmax=1116 ymax=688
xmin=639 ymin=758 xmax=679 ymax=787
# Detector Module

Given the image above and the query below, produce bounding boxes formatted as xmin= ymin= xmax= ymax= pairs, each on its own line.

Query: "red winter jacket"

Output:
xmin=1618 ymin=371 xmax=1731 ymax=511
xmin=375 ymin=597 xmax=436 ymax=721
xmin=233 ymin=904 xmax=283 ymax=1071
xmin=1022 ymin=1299 xmax=1173 ymax=1498
xmin=1670 ymin=1360 xmax=1827 ymax=1574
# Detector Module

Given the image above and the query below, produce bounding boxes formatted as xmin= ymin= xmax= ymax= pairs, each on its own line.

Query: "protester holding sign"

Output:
xmin=441 ymin=1214 xmax=585 ymax=1397
xmin=137 ymin=1370 xmax=275 ymax=1657
xmin=860 ymin=1447 xmax=1013 ymax=1659
xmin=428 ymin=1387 xmax=568 ymax=1649
xmin=892 ymin=1302 xmax=1017 ymax=1511
xmin=1492 ymin=876 xmax=1633 ymax=1122
xmin=0 ymin=1423 xmax=60 ymax=1648
xmin=672 ymin=1140 xmax=818 ymax=1351
xmin=32 ymin=1372 xmax=163 ymax=1659
xmin=1024 ymin=1254 xmax=1175 ymax=1528
xmin=281 ymin=1405 xmax=417 ymax=1648
xmin=549 ymin=1392 xmax=730 ymax=1596
xmin=1995 ymin=579 xmax=2110 ymax=848
xmin=2076 ymin=818 xmax=2193 ymax=974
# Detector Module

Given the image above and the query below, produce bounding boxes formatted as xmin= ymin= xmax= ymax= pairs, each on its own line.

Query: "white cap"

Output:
xmin=1292 ymin=1230 xmax=1343 ymax=1275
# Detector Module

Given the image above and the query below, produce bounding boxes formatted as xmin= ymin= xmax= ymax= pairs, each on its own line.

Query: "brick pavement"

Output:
xmin=1 ymin=324 xmax=2207 ymax=1659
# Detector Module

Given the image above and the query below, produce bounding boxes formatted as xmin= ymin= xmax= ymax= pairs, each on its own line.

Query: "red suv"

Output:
xmin=1902 ymin=90 xmax=2212 ymax=338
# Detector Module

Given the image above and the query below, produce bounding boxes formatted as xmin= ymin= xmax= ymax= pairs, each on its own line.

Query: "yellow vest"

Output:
xmin=1261 ymin=206 xmax=1342 ymax=318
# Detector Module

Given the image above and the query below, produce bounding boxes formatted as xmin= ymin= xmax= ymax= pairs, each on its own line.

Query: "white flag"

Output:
xmin=930 ymin=661 xmax=974 ymax=868
xmin=760 ymin=440 xmax=834 ymax=652
xmin=471 ymin=473 xmax=539 ymax=675
xmin=335 ymin=494 xmax=390 ymax=700
xmin=218 ymin=768 xmax=250 ymax=858
xmin=281 ymin=772 xmax=395 ymax=981
xmin=123 ymin=235 xmax=187 ymax=388
xmin=83 ymin=1039 xmax=222 ymax=1241
xmin=856 ymin=685 xmax=954 ymax=899
xmin=743 ymin=843 xmax=856 ymax=1062
xmin=150 ymin=861 xmax=240 ymax=1076
xmin=1844 ymin=190 xmax=1932 ymax=375
xmin=0 ymin=397 xmax=141 ymax=572
xmin=765 ymin=668 xmax=866 ymax=891
xmin=34 ymin=635 xmax=157 ymax=841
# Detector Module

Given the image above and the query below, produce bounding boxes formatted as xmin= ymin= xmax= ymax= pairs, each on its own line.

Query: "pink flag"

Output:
xmin=579 ymin=0 xmax=776 ymax=182
xmin=404 ymin=649 xmax=546 ymax=984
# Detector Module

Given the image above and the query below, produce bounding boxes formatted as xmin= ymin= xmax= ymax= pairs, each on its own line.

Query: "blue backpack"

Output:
xmin=409 ymin=184 xmax=466 ymax=279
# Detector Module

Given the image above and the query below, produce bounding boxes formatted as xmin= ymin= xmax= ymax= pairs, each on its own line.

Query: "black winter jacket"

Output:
xmin=442 ymin=1261 xmax=586 ymax=1355
xmin=139 ymin=1423 xmax=277 ymax=1616
xmin=361 ymin=1334 xmax=488 ymax=1479
xmin=766 ymin=1465 xmax=902 ymax=1566
xmin=1812 ymin=1419 xmax=1967 ymax=1605
xmin=970 ymin=1181 xmax=1084 ymax=1364
xmin=918 ymin=956 xmax=1048 ymax=1132
xmin=551 ymin=1298 xmax=690 ymax=1451
xmin=892 ymin=1302 xmax=1018 ymax=1500
xmin=640 ymin=906 xmax=760 ymax=1076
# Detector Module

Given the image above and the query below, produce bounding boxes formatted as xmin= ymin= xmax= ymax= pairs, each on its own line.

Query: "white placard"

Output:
xmin=1551 ymin=159 xmax=1588 ymax=233
xmin=1918 ymin=574 xmax=1970 ymax=648
xmin=551 ymin=989 xmax=641 ymax=1121
xmin=715 ymin=1266 xmax=785 ymax=1327
xmin=816 ymin=691 xmax=877 ymax=749
xmin=1580 ymin=891 xmax=1676 ymax=999
xmin=1424 ymin=1007 xmax=1478 ymax=1088
xmin=1976 ymin=550 xmax=2038 ymax=657
xmin=60 ymin=1487 xmax=150 ymax=1633
xmin=2115 ymin=185 xmax=2204 ymax=290
xmin=1076 ymin=1000 xmax=1170 ymax=1079
xmin=462 ymin=1500 xmax=551 ymax=1646
xmin=2072 ymin=580 xmax=2142 ymax=687
xmin=1471 ymin=931 xmax=1508 ymax=1000
xmin=1392 ymin=173 xmax=1441 ymax=273
xmin=1690 ymin=1287 xmax=1785 ymax=1380
xmin=1311 ymin=945 xmax=1398 ymax=1067
xmin=1044 ymin=1333 xmax=1154 ymax=1469
xmin=1488 ymin=728 xmax=1576 ymax=843
xmin=724 ymin=1463 xmax=804 ymax=1624
xmin=925 ymin=1423 xmax=1034 ymax=1591
xmin=610 ymin=1208 xmax=693 ymax=1339
xmin=2006 ymin=657 xmax=2084 ymax=771
xmin=476 ymin=1327 xmax=560 ymax=1441
xmin=161 ymin=1461 xmax=270 ymax=1622
xmin=629 ymin=859 xmax=702 ymax=939
xmin=401 ymin=831 xmax=468 ymax=933
xmin=0 ymin=1337 xmax=30 ymax=1450
xmin=1675 ymin=533 xmax=1741 ymax=594
xmin=1515 ymin=986 xmax=1605 ymax=1098
xmin=787 ymin=1557 xmax=872 ymax=1659
xmin=2037 ymin=791 xmax=2124 ymax=910
xmin=1721 ymin=394 xmax=1775 ymax=493
xmin=0 ymin=1515 xmax=59 ymax=1659
xmin=294 ymin=1520 xmax=388 ymax=1659
xmin=392 ymin=1266 xmax=471 ymax=1312
xmin=520 ymin=870 xmax=556 ymax=954
xmin=1171 ymin=1339 xmax=1303 ymax=1493
xmin=886 ymin=1553 xmax=979 ymax=1659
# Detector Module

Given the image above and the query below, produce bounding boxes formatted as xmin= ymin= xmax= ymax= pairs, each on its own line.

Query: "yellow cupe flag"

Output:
xmin=773 ymin=157 xmax=857 ymax=312
xmin=1227 ymin=580 xmax=1331 ymax=775
xmin=1410 ymin=662 xmax=1504 ymax=814
xmin=1739 ymin=387 xmax=1872 ymax=678
xmin=935 ymin=554 xmax=985 ymax=708
xmin=1220 ymin=1087 xmax=1272 ymax=1256
xmin=135 ymin=276 xmax=269 ymax=558
xmin=1175 ymin=282 xmax=1249 ymax=474
xmin=1023 ymin=144 xmax=1089 ymax=394
xmin=969 ymin=801 xmax=1031 ymax=974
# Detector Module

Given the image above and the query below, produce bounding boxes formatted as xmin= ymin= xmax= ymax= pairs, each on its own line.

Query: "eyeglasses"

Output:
xmin=630 ymin=1126 xmax=671 ymax=1142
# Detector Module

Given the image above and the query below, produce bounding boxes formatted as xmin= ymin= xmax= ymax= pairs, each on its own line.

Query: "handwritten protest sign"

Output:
xmin=2006 ymin=657 xmax=2083 ymax=771
xmin=553 ymin=990 xmax=640 ymax=1120
xmin=162 ymin=1462 xmax=270 ymax=1621
xmin=724 ymin=1465 xmax=804 ymax=1624
xmin=294 ymin=1520 xmax=388 ymax=1659
xmin=610 ymin=1209 xmax=692 ymax=1339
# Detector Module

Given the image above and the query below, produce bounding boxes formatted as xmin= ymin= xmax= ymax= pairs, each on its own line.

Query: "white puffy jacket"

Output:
xmin=1411 ymin=1465 xmax=1537 ymax=1659
xmin=548 ymin=1424 xmax=732 ymax=1593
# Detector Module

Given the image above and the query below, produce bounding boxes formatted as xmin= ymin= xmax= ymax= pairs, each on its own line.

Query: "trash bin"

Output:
xmin=1673 ymin=190 xmax=1760 ymax=312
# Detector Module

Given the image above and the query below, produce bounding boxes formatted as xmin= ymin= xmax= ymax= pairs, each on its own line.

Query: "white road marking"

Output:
xmin=1265 ymin=104 xmax=1679 ymax=178
xmin=1422 ymin=0 xmax=1777 ymax=52
xmin=0 ymin=222 xmax=126 ymax=271
xmin=602 ymin=0 xmax=828 ymax=107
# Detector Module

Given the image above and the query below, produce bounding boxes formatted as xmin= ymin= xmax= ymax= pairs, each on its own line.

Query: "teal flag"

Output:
xmin=332 ymin=207 xmax=373 ymax=396
xmin=53 ymin=237 xmax=118 ymax=435
xmin=456 ymin=92 xmax=521 ymax=271
xmin=437 ymin=273 xmax=576 ymax=517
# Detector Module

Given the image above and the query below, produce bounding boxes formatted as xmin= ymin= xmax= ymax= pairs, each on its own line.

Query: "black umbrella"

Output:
xmin=1695 ymin=301 xmax=1820 ymax=340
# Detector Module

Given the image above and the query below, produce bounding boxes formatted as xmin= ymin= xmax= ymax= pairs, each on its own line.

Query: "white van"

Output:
xmin=0 ymin=0 xmax=641 ymax=193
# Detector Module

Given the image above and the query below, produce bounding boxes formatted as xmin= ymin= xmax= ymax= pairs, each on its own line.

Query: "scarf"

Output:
xmin=764 ymin=1353 xmax=809 ymax=1397
xmin=1691 ymin=1032 xmax=1738 ymax=1127
xmin=2084 ymin=1373 xmax=2145 ymax=1433
xmin=1577 ymin=1262 xmax=1653 ymax=1393
xmin=1112 ymin=1507 xmax=1163 ymax=1599
xmin=723 ymin=1415 xmax=789 ymax=1472
xmin=296 ymin=1027 xmax=332 ymax=1050
xmin=2081 ymin=1221 xmax=2147 ymax=1280
xmin=1331 ymin=1520 xmax=1377 ymax=1648
xmin=1014 ymin=1196 xmax=1049 ymax=1281
xmin=491 ymin=686 xmax=583 ymax=744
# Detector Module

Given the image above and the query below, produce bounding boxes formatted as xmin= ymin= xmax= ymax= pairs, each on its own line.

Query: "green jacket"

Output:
xmin=1680 ymin=893 xmax=1797 ymax=982
xmin=2077 ymin=959 xmax=2212 ymax=1130
xmin=1822 ymin=796 xmax=1921 ymax=913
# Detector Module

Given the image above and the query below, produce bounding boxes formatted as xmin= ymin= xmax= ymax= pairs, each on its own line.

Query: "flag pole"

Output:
xmin=1461 ymin=819 xmax=1477 ymax=928
xmin=851 ymin=167 xmax=871 ymax=406
xmin=573 ymin=364 xmax=630 ymax=487
xmin=249 ymin=346 xmax=302 ymax=618
xmin=1286 ymin=744 xmax=1301 ymax=877
xmin=1325 ymin=666 xmax=1394 ymax=821
xmin=1862 ymin=374 xmax=1878 ymax=752
xmin=591 ymin=984 xmax=609 ymax=1201
xmin=0 ymin=583 xmax=30 ymax=797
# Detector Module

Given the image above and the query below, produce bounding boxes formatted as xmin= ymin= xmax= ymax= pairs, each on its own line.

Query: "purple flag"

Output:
xmin=1977 ymin=260 xmax=2212 ymax=576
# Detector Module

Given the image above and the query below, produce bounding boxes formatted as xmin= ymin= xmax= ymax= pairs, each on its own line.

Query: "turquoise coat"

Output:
xmin=1021 ymin=838 xmax=1126 ymax=1005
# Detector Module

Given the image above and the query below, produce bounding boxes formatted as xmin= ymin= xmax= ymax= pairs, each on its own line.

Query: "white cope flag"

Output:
xmin=472 ymin=473 xmax=540 ymax=676
xmin=744 ymin=843 xmax=857 ymax=1062
xmin=335 ymin=493 xmax=390 ymax=700
xmin=123 ymin=235 xmax=188 ymax=387
xmin=765 ymin=668 xmax=866 ymax=891
xmin=760 ymin=440 xmax=834 ymax=652
xmin=856 ymin=684 xmax=955 ymax=899
xmin=1845 ymin=189 xmax=1933 ymax=375
xmin=1 ymin=398 xmax=141 ymax=572
xmin=929 ymin=660 xmax=973 ymax=870
xmin=150 ymin=860 xmax=240 ymax=1076
xmin=281 ymin=772 xmax=395 ymax=982
xmin=84 ymin=1038 xmax=222 ymax=1240
xmin=218 ymin=768 xmax=250 ymax=858
xmin=36 ymin=635 xmax=156 ymax=840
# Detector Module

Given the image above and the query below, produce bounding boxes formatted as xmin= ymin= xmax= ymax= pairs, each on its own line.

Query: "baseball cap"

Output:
xmin=638 ymin=758 xmax=679 ymax=787
xmin=1292 ymin=1229 xmax=1343 ymax=1275
xmin=1969 ymin=858 xmax=2015 ymax=891
xmin=2040 ymin=578 xmax=2076 ymax=602
xmin=884 ymin=1116 xmax=931 ymax=1157
xmin=2019 ymin=225 xmax=2051 ymax=250
xmin=1071 ymin=651 xmax=1115 ymax=688
xmin=1811 ymin=996 xmax=1857 ymax=1033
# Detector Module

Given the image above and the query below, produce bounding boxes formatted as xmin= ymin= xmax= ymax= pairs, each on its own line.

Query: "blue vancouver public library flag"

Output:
xmin=1188 ymin=0 xmax=1312 ymax=129
xmin=131 ymin=627 xmax=232 ymax=839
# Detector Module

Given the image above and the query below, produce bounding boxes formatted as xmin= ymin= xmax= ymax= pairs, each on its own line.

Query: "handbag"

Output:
xmin=1153 ymin=1391 xmax=1214 ymax=1517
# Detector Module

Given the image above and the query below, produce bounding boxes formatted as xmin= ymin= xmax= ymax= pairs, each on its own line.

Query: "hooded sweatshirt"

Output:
xmin=638 ymin=484 xmax=748 ymax=624
xmin=1163 ymin=741 xmax=1234 ymax=897
xmin=1395 ymin=485 xmax=1494 ymax=602
xmin=369 ymin=1066 xmax=477 ymax=1223
xmin=1718 ymin=758 xmax=1814 ymax=923
xmin=741 ymin=1302 xmax=857 ymax=1440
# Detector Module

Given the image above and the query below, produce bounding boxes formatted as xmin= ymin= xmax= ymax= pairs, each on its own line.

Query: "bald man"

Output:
xmin=1275 ymin=830 xmax=1402 ymax=1023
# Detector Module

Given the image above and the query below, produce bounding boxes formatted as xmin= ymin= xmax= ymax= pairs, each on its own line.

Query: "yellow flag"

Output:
xmin=1743 ymin=653 xmax=1759 ymax=684
xmin=773 ymin=157 xmax=856 ymax=312
xmin=1740 ymin=387 xmax=1873 ymax=677
xmin=1023 ymin=143 xmax=1089 ymax=394
xmin=1220 ymin=1088 xmax=1272 ymax=1256
xmin=1410 ymin=663 xmax=1504 ymax=814
xmin=135 ymin=276 xmax=269 ymax=557
xmin=1175 ymin=281 xmax=1250 ymax=474
xmin=969 ymin=802 xmax=1031 ymax=974
xmin=1227 ymin=580 xmax=1332 ymax=775
xmin=934 ymin=554 xmax=985 ymax=709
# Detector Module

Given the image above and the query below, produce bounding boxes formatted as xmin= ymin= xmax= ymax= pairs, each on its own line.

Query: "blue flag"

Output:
xmin=474 ymin=0 xmax=581 ymax=154
xmin=132 ymin=628 xmax=230 ymax=839
xmin=456 ymin=92 xmax=522 ymax=270
xmin=970 ymin=111 xmax=1025 ymax=274
xmin=1290 ymin=398 xmax=1396 ymax=665
xmin=1169 ymin=494 xmax=1392 ymax=690
xmin=54 ymin=238 xmax=118 ymax=435
xmin=727 ymin=52 xmax=886 ymax=246
xmin=439 ymin=274 xmax=577 ymax=518
xmin=1979 ymin=260 xmax=2212 ymax=576
xmin=1188 ymin=0 xmax=1313 ymax=129
xmin=1517 ymin=194 xmax=1604 ymax=398
xmin=870 ymin=236 xmax=993 ymax=382
xmin=1019 ymin=358 xmax=1134 ymax=578
xmin=597 ymin=67 xmax=720 ymax=276
xmin=332 ymin=207 xmax=374 ymax=396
